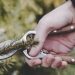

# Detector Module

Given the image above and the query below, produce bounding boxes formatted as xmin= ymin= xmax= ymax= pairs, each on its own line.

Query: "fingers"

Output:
xmin=41 ymin=54 xmax=55 ymax=67
xmin=41 ymin=54 xmax=68 ymax=69
xmin=25 ymin=57 xmax=41 ymax=67
xmin=51 ymin=56 xmax=62 ymax=68
xmin=25 ymin=54 xmax=68 ymax=69
xmin=61 ymin=61 xmax=68 ymax=68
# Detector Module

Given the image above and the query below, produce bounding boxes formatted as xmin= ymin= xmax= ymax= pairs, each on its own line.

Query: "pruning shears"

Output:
xmin=0 ymin=30 xmax=75 ymax=64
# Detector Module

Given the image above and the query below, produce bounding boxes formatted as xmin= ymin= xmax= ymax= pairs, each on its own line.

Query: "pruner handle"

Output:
xmin=23 ymin=49 xmax=75 ymax=64
xmin=23 ymin=49 xmax=47 ymax=59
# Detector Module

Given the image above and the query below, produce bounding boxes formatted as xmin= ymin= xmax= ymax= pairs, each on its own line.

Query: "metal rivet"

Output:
xmin=70 ymin=26 xmax=74 ymax=29
xmin=53 ymin=30 xmax=57 ymax=33
xmin=71 ymin=58 xmax=75 ymax=62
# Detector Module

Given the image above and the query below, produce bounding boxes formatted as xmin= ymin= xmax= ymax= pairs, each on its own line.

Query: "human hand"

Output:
xmin=24 ymin=1 xmax=75 ymax=68
xmin=25 ymin=32 xmax=75 ymax=68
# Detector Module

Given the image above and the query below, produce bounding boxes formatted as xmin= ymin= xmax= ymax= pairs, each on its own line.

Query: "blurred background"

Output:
xmin=0 ymin=0 xmax=75 ymax=75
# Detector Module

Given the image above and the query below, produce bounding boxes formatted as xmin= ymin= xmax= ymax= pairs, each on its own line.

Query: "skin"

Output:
xmin=24 ymin=1 xmax=75 ymax=68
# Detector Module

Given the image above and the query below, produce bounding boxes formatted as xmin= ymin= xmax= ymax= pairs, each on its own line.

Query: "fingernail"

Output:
xmin=61 ymin=61 xmax=68 ymax=69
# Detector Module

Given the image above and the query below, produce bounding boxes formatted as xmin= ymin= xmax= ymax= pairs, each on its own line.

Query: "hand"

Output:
xmin=24 ymin=1 xmax=75 ymax=68
xmin=25 ymin=32 xmax=75 ymax=68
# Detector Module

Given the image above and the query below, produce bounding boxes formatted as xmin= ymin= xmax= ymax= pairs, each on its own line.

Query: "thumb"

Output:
xmin=29 ymin=25 xmax=48 ymax=56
